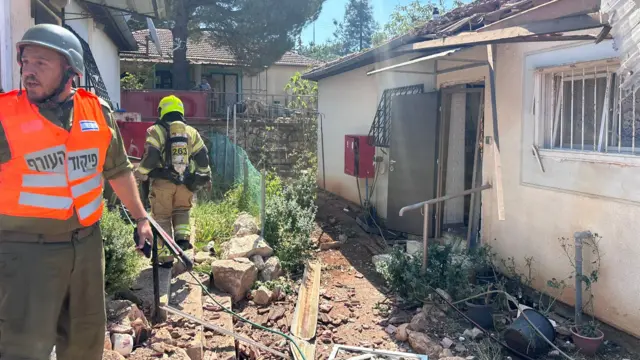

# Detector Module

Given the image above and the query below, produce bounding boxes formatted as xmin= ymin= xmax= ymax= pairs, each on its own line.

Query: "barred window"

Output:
xmin=537 ymin=61 xmax=640 ymax=155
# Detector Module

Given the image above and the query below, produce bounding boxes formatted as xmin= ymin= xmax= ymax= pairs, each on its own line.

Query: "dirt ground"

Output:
xmin=303 ymin=191 xmax=640 ymax=360
xmin=123 ymin=190 xmax=639 ymax=360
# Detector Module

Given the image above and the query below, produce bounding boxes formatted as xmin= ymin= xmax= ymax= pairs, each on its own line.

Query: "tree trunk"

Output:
xmin=171 ymin=1 xmax=190 ymax=90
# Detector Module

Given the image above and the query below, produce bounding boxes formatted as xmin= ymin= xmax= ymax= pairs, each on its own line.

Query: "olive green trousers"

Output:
xmin=0 ymin=226 xmax=106 ymax=360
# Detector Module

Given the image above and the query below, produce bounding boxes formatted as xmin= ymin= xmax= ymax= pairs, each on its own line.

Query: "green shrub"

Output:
xmin=263 ymin=164 xmax=317 ymax=274
xmin=101 ymin=205 xmax=145 ymax=294
xmin=380 ymin=243 xmax=475 ymax=304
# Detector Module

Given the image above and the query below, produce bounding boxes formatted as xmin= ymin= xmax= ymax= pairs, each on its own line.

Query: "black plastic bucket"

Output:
xmin=465 ymin=300 xmax=494 ymax=330
xmin=504 ymin=309 xmax=556 ymax=357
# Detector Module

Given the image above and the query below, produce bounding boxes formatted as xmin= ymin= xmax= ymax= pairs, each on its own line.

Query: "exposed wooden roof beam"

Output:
xmin=478 ymin=0 xmax=601 ymax=32
xmin=397 ymin=13 xmax=607 ymax=52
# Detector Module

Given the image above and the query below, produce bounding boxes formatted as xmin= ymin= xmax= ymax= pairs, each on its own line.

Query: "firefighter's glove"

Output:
xmin=134 ymin=170 xmax=149 ymax=182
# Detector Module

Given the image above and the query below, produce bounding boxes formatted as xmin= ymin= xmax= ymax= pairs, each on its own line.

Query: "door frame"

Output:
xmin=434 ymin=85 xmax=485 ymax=239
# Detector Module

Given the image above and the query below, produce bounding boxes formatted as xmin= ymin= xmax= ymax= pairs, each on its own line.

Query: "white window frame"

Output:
xmin=533 ymin=58 xmax=640 ymax=166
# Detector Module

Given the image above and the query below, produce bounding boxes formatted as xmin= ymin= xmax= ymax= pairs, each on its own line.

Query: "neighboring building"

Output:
xmin=305 ymin=0 xmax=640 ymax=339
xmin=119 ymin=29 xmax=322 ymax=116
xmin=0 ymin=0 xmax=164 ymax=107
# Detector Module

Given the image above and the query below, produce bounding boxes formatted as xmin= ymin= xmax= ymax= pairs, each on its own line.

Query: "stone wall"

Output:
xmin=192 ymin=119 xmax=314 ymax=177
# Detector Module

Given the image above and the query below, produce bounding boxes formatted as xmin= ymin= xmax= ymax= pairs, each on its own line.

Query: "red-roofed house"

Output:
xmin=120 ymin=28 xmax=322 ymax=116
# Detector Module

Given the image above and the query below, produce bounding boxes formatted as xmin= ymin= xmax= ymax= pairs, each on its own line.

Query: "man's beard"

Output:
xmin=24 ymin=75 xmax=60 ymax=105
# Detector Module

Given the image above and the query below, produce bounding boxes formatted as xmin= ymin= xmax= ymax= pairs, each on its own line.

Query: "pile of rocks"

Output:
xmin=101 ymin=299 xmax=153 ymax=359
xmin=385 ymin=300 xmax=483 ymax=360
xmin=199 ymin=213 xmax=283 ymax=303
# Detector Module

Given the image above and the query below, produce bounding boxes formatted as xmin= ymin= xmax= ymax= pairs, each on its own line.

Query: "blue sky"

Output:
xmin=300 ymin=0 xmax=459 ymax=44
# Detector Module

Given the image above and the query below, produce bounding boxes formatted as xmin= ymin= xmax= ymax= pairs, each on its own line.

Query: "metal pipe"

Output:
xmin=261 ymin=169 xmax=266 ymax=235
xmin=573 ymin=231 xmax=591 ymax=326
xmin=594 ymin=67 xmax=597 ymax=151
xmin=582 ymin=68 xmax=585 ymax=151
xmin=422 ymin=204 xmax=429 ymax=274
xmin=619 ymin=79 xmax=622 ymax=153
xmin=161 ymin=306 xmax=289 ymax=359
xmin=328 ymin=345 xmax=428 ymax=360
xmin=320 ymin=114 xmax=326 ymax=190
xmin=560 ymin=72 xmax=564 ymax=148
xmin=399 ymin=184 xmax=492 ymax=216
xmin=151 ymin=231 xmax=162 ymax=324
xmin=571 ymin=69 xmax=574 ymax=149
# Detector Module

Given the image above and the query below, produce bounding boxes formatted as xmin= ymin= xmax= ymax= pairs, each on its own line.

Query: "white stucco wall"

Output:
xmin=0 ymin=0 xmax=122 ymax=106
xmin=242 ymin=65 xmax=310 ymax=100
xmin=65 ymin=0 xmax=121 ymax=106
xmin=316 ymin=55 xmax=438 ymax=218
xmin=481 ymin=38 xmax=640 ymax=338
xmin=90 ymin=26 xmax=121 ymax=106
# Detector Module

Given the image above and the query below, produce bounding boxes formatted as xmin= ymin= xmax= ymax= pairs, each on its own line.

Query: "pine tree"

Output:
xmin=334 ymin=0 xmax=377 ymax=54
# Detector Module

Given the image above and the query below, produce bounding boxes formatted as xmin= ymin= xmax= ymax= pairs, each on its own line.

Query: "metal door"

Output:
xmin=386 ymin=92 xmax=440 ymax=235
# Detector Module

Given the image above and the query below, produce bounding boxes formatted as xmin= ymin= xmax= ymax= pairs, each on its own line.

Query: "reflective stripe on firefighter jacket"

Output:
xmin=0 ymin=89 xmax=112 ymax=226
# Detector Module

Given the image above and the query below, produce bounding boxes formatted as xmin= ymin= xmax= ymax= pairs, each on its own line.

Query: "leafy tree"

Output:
xmin=299 ymin=41 xmax=342 ymax=62
xmin=127 ymin=0 xmax=324 ymax=90
xmin=334 ymin=0 xmax=377 ymax=54
xmin=372 ymin=0 xmax=469 ymax=46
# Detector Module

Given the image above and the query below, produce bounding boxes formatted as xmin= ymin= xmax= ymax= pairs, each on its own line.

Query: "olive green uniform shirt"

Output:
xmin=0 ymin=93 xmax=133 ymax=235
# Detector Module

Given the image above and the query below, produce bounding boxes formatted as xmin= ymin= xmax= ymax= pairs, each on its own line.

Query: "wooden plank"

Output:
xmin=435 ymin=92 xmax=451 ymax=239
xmin=401 ymin=14 xmax=605 ymax=52
xmin=290 ymin=338 xmax=315 ymax=360
xmin=486 ymin=44 xmax=505 ymax=221
xmin=479 ymin=0 xmax=601 ymax=32
xmin=467 ymin=92 xmax=485 ymax=248
xmin=290 ymin=262 xmax=321 ymax=340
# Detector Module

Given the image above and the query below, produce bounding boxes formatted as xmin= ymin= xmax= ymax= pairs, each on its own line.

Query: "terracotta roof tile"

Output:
xmin=121 ymin=29 xmax=322 ymax=67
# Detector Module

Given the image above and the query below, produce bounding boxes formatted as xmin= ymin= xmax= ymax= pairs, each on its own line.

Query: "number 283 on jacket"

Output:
xmin=0 ymin=89 xmax=112 ymax=226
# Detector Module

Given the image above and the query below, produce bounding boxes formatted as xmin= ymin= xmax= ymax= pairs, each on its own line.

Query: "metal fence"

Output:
xmin=120 ymin=89 xmax=316 ymax=121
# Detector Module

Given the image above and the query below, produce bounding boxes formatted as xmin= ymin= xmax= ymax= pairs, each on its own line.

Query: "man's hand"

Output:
xmin=137 ymin=219 xmax=153 ymax=254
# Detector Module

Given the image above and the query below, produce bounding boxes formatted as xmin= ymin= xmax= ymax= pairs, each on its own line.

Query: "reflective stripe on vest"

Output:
xmin=78 ymin=194 xmax=103 ymax=220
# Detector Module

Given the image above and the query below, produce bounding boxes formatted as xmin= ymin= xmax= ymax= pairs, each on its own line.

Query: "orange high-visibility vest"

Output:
xmin=0 ymin=89 xmax=112 ymax=226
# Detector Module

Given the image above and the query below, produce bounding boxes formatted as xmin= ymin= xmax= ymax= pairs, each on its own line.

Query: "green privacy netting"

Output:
xmin=206 ymin=130 xmax=262 ymax=218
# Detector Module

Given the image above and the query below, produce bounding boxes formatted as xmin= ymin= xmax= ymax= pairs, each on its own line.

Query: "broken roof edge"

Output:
xmin=303 ymin=0 xmax=608 ymax=82
xmin=303 ymin=14 xmax=608 ymax=82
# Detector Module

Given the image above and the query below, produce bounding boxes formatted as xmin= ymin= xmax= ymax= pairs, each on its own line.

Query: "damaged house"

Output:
xmin=305 ymin=0 xmax=640 ymax=339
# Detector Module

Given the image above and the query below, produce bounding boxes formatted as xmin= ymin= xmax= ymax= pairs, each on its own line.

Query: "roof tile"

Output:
xmin=121 ymin=29 xmax=323 ymax=67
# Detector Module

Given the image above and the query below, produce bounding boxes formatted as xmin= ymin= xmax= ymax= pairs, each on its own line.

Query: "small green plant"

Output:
xmin=379 ymin=243 xmax=475 ymax=304
xmin=101 ymin=205 xmax=145 ymax=294
xmin=253 ymin=278 xmax=295 ymax=295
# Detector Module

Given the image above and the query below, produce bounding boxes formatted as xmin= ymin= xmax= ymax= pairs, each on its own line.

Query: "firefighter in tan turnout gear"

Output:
xmin=136 ymin=95 xmax=211 ymax=266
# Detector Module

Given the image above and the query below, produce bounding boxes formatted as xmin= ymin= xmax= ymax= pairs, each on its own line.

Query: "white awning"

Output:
xmin=367 ymin=47 xmax=485 ymax=76
xmin=81 ymin=0 xmax=167 ymax=19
